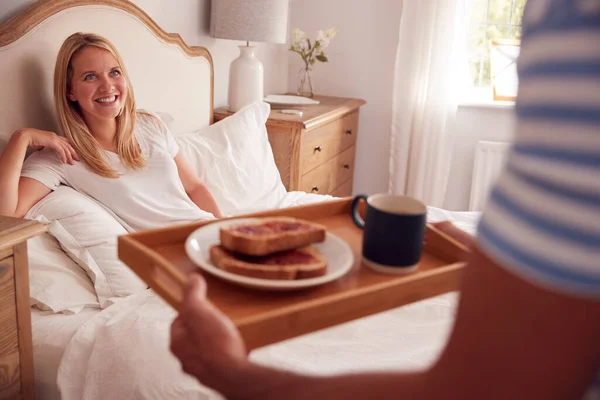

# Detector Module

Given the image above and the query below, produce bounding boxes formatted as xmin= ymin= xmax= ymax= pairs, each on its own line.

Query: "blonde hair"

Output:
xmin=54 ymin=32 xmax=145 ymax=178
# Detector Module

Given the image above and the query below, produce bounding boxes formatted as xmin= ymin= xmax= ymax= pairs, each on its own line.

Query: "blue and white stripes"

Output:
xmin=476 ymin=0 xmax=600 ymax=299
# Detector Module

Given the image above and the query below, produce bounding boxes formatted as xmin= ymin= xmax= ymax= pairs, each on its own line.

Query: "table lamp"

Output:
xmin=210 ymin=0 xmax=289 ymax=112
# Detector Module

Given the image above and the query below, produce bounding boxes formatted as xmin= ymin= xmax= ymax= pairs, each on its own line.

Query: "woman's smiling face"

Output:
xmin=68 ymin=46 xmax=128 ymax=123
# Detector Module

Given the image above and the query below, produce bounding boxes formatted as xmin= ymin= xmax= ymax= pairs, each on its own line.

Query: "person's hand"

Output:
xmin=170 ymin=274 xmax=248 ymax=393
xmin=429 ymin=221 xmax=474 ymax=249
xmin=19 ymin=128 xmax=79 ymax=165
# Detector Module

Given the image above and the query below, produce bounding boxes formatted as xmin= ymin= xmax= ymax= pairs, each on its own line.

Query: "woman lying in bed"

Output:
xmin=0 ymin=33 xmax=222 ymax=229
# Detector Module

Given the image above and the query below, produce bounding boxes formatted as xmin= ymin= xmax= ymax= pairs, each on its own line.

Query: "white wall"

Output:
xmin=0 ymin=0 xmax=34 ymax=21
xmin=444 ymin=106 xmax=515 ymax=210
xmin=0 ymin=0 xmax=288 ymax=108
xmin=288 ymin=0 xmax=404 ymax=197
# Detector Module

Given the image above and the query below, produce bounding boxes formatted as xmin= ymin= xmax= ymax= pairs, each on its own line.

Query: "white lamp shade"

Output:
xmin=210 ymin=0 xmax=289 ymax=44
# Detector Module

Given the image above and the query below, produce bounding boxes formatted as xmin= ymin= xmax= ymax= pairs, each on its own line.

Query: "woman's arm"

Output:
xmin=0 ymin=128 xmax=77 ymax=217
xmin=187 ymin=183 xmax=223 ymax=219
xmin=0 ymin=129 xmax=76 ymax=217
xmin=173 ymin=152 xmax=222 ymax=218
xmin=0 ymin=130 xmax=32 ymax=216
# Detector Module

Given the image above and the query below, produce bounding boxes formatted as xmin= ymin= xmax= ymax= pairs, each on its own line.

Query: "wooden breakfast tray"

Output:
xmin=118 ymin=198 xmax=469 ymax=350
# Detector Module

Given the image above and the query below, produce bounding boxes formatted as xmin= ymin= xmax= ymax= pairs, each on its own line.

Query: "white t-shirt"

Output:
xmin=21 ymin=112 xmax=214 ymax=231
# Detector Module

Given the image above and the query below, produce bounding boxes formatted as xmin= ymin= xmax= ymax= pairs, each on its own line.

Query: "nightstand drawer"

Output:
xmin=300 ymin=111 xmax=358 ymax=174
xmin=300 ymin=146 xmax=355 ymax=195
xmin=0 ymin=257 xmax=18 ymax=358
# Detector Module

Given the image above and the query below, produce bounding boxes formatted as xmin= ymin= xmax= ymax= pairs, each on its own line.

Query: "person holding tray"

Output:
xmin=170 ymin=1 xmax=600 ymax=398
xmin=0 ymin=32 xmax=222 ymax=230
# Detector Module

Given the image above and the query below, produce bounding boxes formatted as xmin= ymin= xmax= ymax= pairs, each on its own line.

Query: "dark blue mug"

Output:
xmin=351 ymin=194 xmax=427 ymax=274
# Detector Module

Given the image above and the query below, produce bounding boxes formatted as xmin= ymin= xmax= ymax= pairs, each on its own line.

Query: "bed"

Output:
xmin=0 ymin=1 xmax=481 ymax=398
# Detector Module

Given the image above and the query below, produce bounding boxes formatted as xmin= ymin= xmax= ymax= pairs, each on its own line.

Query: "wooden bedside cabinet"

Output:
xmin=214 ymin=95 xmax=366 ymax=196
xmin=0 ymin=216 xmax=46 ymax=400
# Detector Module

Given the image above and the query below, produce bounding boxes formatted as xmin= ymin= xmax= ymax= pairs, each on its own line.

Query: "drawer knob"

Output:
xmin=314 ymin=145 xmax=322 ymax=152
xmin=311 ymin=186 xmax=319 ymax=193
xmin=346 ymin=129 xmax=352 ymax=135
xmin=343 ymin=164 xmax=351 ymax=169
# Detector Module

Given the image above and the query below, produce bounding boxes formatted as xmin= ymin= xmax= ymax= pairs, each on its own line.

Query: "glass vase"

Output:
xmin=297 ymin=66 xmax=314 ymax=98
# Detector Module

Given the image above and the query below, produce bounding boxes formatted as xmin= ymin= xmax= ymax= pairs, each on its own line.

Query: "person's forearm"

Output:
xmin=188 ymin=183 xmax=222 ymax=218
xmin=0 ymin=131 xmax=29 ymax=216
xmin=224 ymin=362 xmax=430 ymax=400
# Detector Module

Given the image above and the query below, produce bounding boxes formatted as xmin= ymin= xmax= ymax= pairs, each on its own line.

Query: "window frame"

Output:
xmin=463 ymin=0 xmax=526 ymax=105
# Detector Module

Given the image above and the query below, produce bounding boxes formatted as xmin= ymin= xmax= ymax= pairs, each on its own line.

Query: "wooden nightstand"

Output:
xmin=0 ymin=216 xmax=46 ymax=400
xmin=214 ymin=95 xmax=366 ymax=196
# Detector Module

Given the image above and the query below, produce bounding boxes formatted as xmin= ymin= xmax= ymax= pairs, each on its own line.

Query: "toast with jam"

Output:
xmin=219 ymin=217 xmax=327 ymax=257
xmin=209 ymin=245 xmax=327 ymax=280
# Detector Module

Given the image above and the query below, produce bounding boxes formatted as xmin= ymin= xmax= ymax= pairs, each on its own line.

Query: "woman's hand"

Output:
xmin=18 ymin=128 xmax=79 ymax=165
xmin=170 ymin=274 xmax=248 ymax=394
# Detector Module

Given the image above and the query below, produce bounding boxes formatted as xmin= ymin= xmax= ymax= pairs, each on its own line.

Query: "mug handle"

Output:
xmin=351 ymin=194 xmax=368 ymax=229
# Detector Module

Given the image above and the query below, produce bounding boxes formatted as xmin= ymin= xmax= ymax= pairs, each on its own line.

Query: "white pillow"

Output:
xmin=26 ymin=186 xmax=147 ymax=308
xmin=175 ymin=101 xmax=287 ymax=216
xmin=28 ymin=232 xmax=100 ymax=314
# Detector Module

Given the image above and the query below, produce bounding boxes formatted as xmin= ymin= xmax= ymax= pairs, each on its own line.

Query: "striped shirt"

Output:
xmin=475 ymin=0 xmax=600 ymax=398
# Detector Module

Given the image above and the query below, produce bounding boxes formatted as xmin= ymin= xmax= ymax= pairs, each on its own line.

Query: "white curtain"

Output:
xmin=389 ymin=0 xmax=468 ymax=208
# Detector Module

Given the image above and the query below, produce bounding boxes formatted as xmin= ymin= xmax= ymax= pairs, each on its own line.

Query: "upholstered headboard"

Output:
xmin=0 ymin=0 xmax=214 ymax=152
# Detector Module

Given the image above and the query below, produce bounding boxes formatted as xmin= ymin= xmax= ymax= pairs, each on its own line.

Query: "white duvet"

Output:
xmin=54 ymin=193 xmax=479 ymax=400
xmin=57 ymin=289 xmax=458 ymax=400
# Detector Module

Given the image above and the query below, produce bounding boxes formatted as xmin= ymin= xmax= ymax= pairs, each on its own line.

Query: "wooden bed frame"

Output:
xmin=0 ymin=1 xmax=216 ymax=397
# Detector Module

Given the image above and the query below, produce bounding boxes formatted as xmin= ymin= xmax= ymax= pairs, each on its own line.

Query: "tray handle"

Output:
xmin=147 ymin=258 xmax=187 ymax=310
xmin=120 ymin=236 xmax=188 ymax=310
xmin=424 ymin=223 xmax=470 ymax=263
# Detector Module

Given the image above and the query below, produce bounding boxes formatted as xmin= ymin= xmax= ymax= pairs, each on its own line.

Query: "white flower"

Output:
xmin=316 ymin=29 xmax=326 ymax=43
xmin=325 ymin=27 xmax=339 ymax=40
xmin=289 ymin=27 xmax=338 ymax=65
xmin=316 ymin=28 xmax=338 ymax=50
xmin=315 ymin=29 xmax=329 ymax=49
xmin=300 ymin=40 xmax=310 ymax=51
xmin=292 ymin=39 xmax=308 ymax=52
xmin=292 ymin=28 xmax=307 ymax=44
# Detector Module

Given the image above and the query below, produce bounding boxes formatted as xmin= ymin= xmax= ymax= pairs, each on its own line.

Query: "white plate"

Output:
xmin=264 ymin=94 xmax=320 ymax=108
xmin=185 ymin=218 xmax=354 ymax=291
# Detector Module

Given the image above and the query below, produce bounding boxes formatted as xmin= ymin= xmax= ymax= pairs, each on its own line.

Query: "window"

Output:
xmin=467 ymin=0 xmax=527 ymax=87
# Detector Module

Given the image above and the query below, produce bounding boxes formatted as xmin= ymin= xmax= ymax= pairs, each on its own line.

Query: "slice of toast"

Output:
xmin=220 ymin=217 xmax=326 ymax=256
xmin=209 ymin=245 xmax=327 ymax=280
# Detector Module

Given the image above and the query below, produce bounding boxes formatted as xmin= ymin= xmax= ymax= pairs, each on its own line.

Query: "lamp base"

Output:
xmin=228 ymin=44 xmax=264 ymax=112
